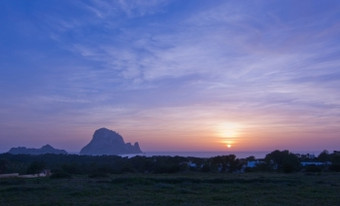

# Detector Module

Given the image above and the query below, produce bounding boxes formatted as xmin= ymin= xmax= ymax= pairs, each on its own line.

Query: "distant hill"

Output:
xmin=8 ymin=144 xmax=67 ymax=155
xmin=80 ymin=128 xmax=142 ymax=155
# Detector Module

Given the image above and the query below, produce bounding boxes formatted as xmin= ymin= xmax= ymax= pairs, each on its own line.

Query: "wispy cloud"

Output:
xmin=79 ymin=0 xmax=170 ymax=19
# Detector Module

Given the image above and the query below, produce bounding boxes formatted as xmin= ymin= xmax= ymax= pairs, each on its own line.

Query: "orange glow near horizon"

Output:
xmin=215 ymin=122 xmax=243 ymax=149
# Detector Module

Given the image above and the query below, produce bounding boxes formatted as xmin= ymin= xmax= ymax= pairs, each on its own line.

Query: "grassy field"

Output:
xmin=0 ymin=172 xmax=339 ymax=206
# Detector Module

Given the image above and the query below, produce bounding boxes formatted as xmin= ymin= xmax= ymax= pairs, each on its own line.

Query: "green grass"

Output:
xmin=0 ymin=172 xmax=339 ymax=206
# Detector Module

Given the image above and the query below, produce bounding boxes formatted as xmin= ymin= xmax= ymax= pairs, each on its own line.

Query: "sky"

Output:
xmin=1 ymin=0 xmax=340 ymax=153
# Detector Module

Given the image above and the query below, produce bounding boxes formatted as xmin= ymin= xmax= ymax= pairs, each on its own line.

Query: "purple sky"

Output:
xmin=1 ymin=0 xmax=340 ymax=153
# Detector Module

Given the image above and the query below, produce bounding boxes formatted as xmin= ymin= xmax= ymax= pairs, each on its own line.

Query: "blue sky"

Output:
xmin=1 ymin=0 xmax=340 ymax=153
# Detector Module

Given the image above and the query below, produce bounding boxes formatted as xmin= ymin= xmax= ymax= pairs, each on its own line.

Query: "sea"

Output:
xmin=121 ymin=150 xmax=323 ymax=159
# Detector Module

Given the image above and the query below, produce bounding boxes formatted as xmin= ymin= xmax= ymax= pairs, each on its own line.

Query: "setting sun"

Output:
xmin=216 ymin=122 xmax=242 ymax=149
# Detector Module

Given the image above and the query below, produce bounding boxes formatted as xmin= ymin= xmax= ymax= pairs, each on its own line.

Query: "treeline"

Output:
xmin=249 ymin=150 xmax=340 ymax=173
xmin=0 ymin=150 xmax=339 ymax=177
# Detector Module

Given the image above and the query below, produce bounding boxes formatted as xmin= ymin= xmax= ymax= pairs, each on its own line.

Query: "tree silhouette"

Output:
xmin=265 ymin=150 xmax=300 ymax=173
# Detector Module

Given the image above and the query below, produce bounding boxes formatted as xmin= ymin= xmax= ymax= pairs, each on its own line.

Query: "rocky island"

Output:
xmin=8 ymin=144 xmax=67 ymax=155
xmin=80 ymin=128 xmax=142 ymax=155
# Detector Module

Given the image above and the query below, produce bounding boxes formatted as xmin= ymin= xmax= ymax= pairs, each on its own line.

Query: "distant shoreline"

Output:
xmin=1 ymin=150 xmax=324 ymax=159
xmin=121 ymin=150 xmax=323 ymax=159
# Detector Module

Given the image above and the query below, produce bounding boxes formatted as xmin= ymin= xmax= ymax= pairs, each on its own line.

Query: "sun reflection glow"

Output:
xmin=216 ymin=122 xmax=242 ymax=149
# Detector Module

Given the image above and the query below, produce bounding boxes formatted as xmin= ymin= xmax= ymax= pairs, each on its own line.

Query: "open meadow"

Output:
xmin=0 ymin=172 xmax=339 ymax=206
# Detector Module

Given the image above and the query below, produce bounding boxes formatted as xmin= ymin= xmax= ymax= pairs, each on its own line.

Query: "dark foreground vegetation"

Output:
xmin=0 ymin=150 xmax=339 ymax=175
xmin=0 ymin=173 xmax=340 ymax=206
xmin=0 ymin=150 xmax=339 ymax=205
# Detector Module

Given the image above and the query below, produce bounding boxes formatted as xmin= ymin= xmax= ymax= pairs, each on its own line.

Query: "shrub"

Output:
xmin=50 ymin=169 xmax=71 ymax=179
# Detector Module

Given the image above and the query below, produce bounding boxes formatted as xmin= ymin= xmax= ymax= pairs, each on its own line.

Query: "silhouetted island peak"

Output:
xmin=80 ymin=128 xmax=142 ymax=155
xmin=8 ymin=144 xmax=67 ymax=155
